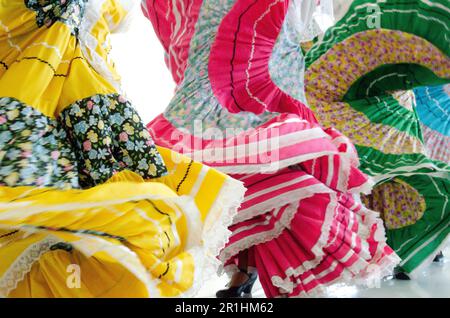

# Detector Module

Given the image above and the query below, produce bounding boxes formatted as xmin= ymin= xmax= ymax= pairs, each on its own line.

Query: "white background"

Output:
xmin=110 ymin=10 xmax=175 ymax=124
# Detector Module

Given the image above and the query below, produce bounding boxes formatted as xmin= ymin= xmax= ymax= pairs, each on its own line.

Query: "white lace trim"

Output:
xmin=273 ymin=238 xmax=400 ymax=296
xmin=232 ymin=183 xmax=332 ymax=224
xmin=176 ymin=176 xmax=246 ymax=297
xmin=287 ymin=0 xmax=335 ymax=43
xmin=270 ymin=202 xmax=389 ymax=290
xmin=218 ymin=192 xmax=400 ymax=297
xmin=268 ymin=192 xmax=343 ymax=291
xmin=0 ymin=235 xmax=61 ymax=298
xmin=78 ymin=0 xmax=122 ymax=91
xmin=0 ymin=175 xmax=245 ymax=298
xmin=60 ymin=175 xmax=246 ymax=298
xmin=219 ymin=187 xmax=378 ymax=266
xmin=286 ymin=252 xmax=400 ymax=298
xmin=218 ymin=201 xmax=300 ymax=271
xmin=0 ymin=231 xmax=160 ymax=298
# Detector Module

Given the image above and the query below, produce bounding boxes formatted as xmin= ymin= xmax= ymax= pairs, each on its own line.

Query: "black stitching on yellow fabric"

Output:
xmin=34 ymin=225 xmax=127 ymax=242
xmin=16 ymin=56 xmax=57 ymax=73
xmin=164 ymin=231 xmax=171 ymax=250
xmin=54 ymin=56 xmax=85 ymax=77
xmin=0 ymin=230 xmax=19 ymax=239
xmin=12 ymin=56 xmax=93 ymax=77
xmin=146 ymin=200 xmax=173 ymax=225
xmin=158 ymin=262 xmax=170 ymax=279
xmin=176 ymin=159 xmax=194 ymax=193
xmin=0 ymin=61 xmax=8 ymax=70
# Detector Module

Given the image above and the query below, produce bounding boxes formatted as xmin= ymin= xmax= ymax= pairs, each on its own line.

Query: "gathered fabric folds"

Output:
xmin=304 ymin=0 xmax=449 ymax=276
xmin=0 ymin=0 xmax=245 ymax=297
xmin=144 ymin=0 xmax=399 ymax=297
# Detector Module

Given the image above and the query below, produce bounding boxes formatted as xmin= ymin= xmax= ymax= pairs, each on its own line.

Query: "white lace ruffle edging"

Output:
xmin=219 ymin=193 xmax=400 ymax=297
xmin=78 ymin=0 xmax=138 ymax=91
xmin=270 ymin=205 xmax=400 ymax=296
xmin=0 ymin=234 xmax=61 ymax=297
xmin=0 ymin=175 xmax=246 ymax=298
xmin=178 ymin=176 xmax=246 ymax=298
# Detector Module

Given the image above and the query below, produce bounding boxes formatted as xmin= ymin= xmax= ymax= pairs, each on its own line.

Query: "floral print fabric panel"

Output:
xmin=0 ymin=97 xmax=79 ymax=189
xmin=361 ymin=179 xmax=426 ymax=230
xmin=0 ymin=94 xmax=167 ymax=190
xmin=25 ymin=0 xmax=88 ymax=35
xmin=60 ymin=94 xmax=167 ymax=188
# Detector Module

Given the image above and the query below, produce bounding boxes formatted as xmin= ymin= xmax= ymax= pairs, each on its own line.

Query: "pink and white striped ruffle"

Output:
xmin=143 ymin=0 xmax=399 ymax=297
xmin=148 ymin=112 xmax=398 ymax=297
xmin=142 ymin=0 xmax=203 ymax=84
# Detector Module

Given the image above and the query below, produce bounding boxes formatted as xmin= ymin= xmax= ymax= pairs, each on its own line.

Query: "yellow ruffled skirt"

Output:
xmin=0 ymin=148 xmax=244 ymax=297
xmin=0 ymin=1 xmax=245 ymax=297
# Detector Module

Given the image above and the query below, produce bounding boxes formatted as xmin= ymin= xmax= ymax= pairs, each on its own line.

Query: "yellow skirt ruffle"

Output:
xmin=0 ymin=147 xmax=244 ymax=297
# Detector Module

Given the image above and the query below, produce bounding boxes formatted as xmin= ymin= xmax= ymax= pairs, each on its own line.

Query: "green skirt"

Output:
xmin=304 ymin=0 xmax=449 ymax=275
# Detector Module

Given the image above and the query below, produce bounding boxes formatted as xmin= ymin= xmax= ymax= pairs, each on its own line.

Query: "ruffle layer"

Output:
xmin=414 ymin=84 xmax=450 ymax=164
xmin=222 ymin=191 xmax=399 ymax=297
xmin=362 ymin=174 xmax=450 ymax=275
xmin=0 ymin=150 xmax=245 ymax=297
xmin=304 ymin=0 xmax=450 ymax=276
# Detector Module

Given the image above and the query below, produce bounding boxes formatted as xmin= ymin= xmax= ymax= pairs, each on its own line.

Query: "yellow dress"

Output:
xmin=0 ymin=0 xmax=244 ymax=297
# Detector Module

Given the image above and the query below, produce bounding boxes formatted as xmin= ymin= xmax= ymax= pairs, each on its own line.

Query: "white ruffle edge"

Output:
xmin=0 ymin=234 xmax=61 ymax=298
xmin=78 ymin=0 xmax=138 ymax=91
xmin=178 ymin=176 xmax=246 ymax=298
xmin=218 ymin=201 xmax=301 ymax=273
xmin=218 ymin=193 xmax=400 ymax=297
xmin=270 ymin=205 xmax=400 ymax=296
xmin=0 ymin=176 xmax=246 ymax=298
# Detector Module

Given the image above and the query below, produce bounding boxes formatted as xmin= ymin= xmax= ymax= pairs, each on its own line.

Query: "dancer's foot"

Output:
xmin=394 ymin=272 xmax=411 ymax=280
xmin=216 ymin=270 xmax=257 ymax=298
xmin=433 ymin=251 xmax=444 ymax=263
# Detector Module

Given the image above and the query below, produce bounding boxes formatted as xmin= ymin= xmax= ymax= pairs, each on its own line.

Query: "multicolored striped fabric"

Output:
xmin=414 ymin=84 xmax=450 ymax=163
xmin=0 ymin=0 xmax=244 ymax=297
xmin=144 ymin=0 xmax=399 ymax=297
xmin=304 ymin=0 xmax=449 ymax=276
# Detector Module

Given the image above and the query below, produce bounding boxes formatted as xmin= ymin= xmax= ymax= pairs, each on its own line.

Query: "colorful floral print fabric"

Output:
xmin=361 ymin=179 xmax=426 ymax=229
xmin=0 ymin=94 xmax=167 ymax=190
xmin=0 ymin=97 xmax=79 ymax=189
xmin=25 ymin=0 xmax=88 ymax=35
xmin=60 ymin=94 xmax=167 ymax=188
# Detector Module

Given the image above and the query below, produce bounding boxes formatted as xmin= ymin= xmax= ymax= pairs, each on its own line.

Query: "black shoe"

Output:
xmin=216 ymin=271 xmax=257 ymax=298
xmin=433 ymin=251 xmax=444 ymax=263
xmin=394 ymin=272 xmax=411 ymax=280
